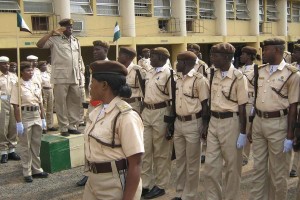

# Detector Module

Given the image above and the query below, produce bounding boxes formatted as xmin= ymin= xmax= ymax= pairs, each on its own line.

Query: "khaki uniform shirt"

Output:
xmin=138 ymin=58 xmax=152 ymax=72
xmin=40 ymin=71 xmax=52 ymax=88
xmin=255 ymin=60 xmax=300 ymax=112
xmin=84 ymin=97 xmax=144 ymax=162
xmin=144 ymin=64 xmax=172 ymax=104
xmin=211 ymin=65 xmax=248 ymax=112
xmin=43 ymin=35 xmax=81 ymax=84
xmin=194 ymin=58 xmax=209 ymax=76
xmin=127 ymin=63 xmax=146 ymax=98
xmin=10 ymin=79 xmax=42 ymax=106
xmin=0 ymin=72 xmax=18 ymax=99
xmin=240 ymin=64 xmax=255 ymax=104
xmin=176 ymin=69 xmax=209 ymax=116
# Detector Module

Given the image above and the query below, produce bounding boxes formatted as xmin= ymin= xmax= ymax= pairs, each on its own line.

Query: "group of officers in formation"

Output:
xmin=1 ymin=17 xmax=300 ymax=200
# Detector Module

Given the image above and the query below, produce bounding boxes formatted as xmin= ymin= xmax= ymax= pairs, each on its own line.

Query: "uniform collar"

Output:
xmin=127 ymin=62 xmax=134 ymax=72
xmin=103 ymin=96 xmax=122 ymax=114
xmin=216 ymin=64 xmax=235 ymax=79
xmin=277 ymin=59 xmax=286 ymax=71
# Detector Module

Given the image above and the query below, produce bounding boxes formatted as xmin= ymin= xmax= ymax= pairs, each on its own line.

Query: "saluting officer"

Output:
xmin=118 ymin=47 xmax=145 ymax=114
xmin=141 ymin=47 xmax=173 ymax=199
xmin=0 ymin=56 xmax=20 ymax=163
xmin=172 ymin=51 xmax=209 ymax=200
xmin=249 ymin=38 xmax=300 ymax=200
xmin=138 ymin=48 xmax=152 ymax=72
xmin=204 ymin=43 xmax=248 ymax=200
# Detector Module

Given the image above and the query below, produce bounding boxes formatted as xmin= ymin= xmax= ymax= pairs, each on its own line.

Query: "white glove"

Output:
xmin=237 ymin=133 xmax=247 ymax=149
xmin=16 ymin=122 xmax=24 ymax=135
xmin=42 ymin=119 xmax=47 ymax=130
xmin=283 ymin=138 xmax=293 ymax=153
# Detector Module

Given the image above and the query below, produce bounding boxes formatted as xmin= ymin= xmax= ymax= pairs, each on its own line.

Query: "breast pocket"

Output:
xmin=53 ymin=68 xmax=69 ymax=79
xmin=271 ymin=80 xmax=288 ymax=100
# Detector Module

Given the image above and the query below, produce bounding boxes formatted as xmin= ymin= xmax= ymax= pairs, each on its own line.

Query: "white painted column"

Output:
xmin=214 ymin=0 xmax=227 ymax=36
xmin=53 ymin=0 xmax=71 ymax=20
xmin=171 ymin=0 xmax=187 ymax=36
xmin=248 ymin=0 xmax=259 ymax=36
xmin=277 ymin=0 xmax=287 ymax=36
xmin=120 ymin=0 xmax=136 ymax=37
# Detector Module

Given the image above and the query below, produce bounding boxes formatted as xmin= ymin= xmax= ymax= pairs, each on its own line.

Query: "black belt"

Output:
xmin=177 ymin=112 xmax=202 ymax=122
xmin=42 ymin=87 xmax=52 ymax=90
xmin=211 ymin=111 xmax=238 ymax=119
xmin=124 ymin=97 xmax=142 ymax=104
xmin=256 ymin=109 xmax=288 ymax=119
xmin=89 ymin=159 xmax=127 ymax=174
xmin=21 ymin=106 xmax=39 ymax=111
xmin=144 ymin=101 xmax=170 ymax=110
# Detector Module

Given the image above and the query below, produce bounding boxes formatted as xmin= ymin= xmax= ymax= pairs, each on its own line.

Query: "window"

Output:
xmin=135 ymin=0 xmax=151 ymax=17
xmin=292 ymin=2 xmax=300 ymax=22
xmin=31 ymin=16 xmax=49 ymax=31
xmin=97 ymin=0 xmax=119 ymax=16
xmin=73 ymin=21 xmax=83 ymax=32
xmin=186 ymin=0 xmax=197 ymax=19
xmin=0 ymin=0 xmax=20 ymax=12
xmin=70 ymin=0 xmax=92 ymax=14
xmin=259 ymin=0 xmax=264 ymax=22
xmin=287 ymin=2 xmax=291 ymax=22
xmin=199 ymin=0 xmax=215 ymax=19
xmin=266 ymin=0 xmax=279 ymax=21
xmin=154 ymin=0 xmax=171 ymax=18
xmin=158 ymin=19 xmax=168 ymax=32
xmin=226 ymin=0 xmax=234 ymax=19
xmin=24 ymin=0 xmax=53 ymax=13
xmin=236 ymin=0 xmax=250 ymax=20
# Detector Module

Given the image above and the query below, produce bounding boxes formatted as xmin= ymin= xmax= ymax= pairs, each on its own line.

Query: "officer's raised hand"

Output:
xmin=52 ymin=27 xmax=66 ymax=36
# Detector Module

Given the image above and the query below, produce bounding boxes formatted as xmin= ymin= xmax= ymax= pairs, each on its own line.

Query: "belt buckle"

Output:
xmin=90 ymin=164 xmax=97 ymax=173
xmin=150 ymin=104 xmax=155 ymax=110
xmin=181 ymin=116 xmax=186 ymax=122
xmin=263 ymin=112 xmax=269 ymax=118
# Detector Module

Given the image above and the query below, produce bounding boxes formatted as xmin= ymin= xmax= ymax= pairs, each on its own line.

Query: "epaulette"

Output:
xmin=286 ymin=64 xmax=299 ymax=73
xmin=116 ymin=101 xmax=132 ymax=113
xmin=258 ymin=63 xmax=268 ymax=69
xmin=194 ymin=71 xmax=204 ymax=79
xmin=284 ymin=51 xmax=291 ymax=55
xmin=198 ymin=59 xmax=207 ymax=66
xmin=233 ymin=68 xmax=243 ymax=79
xmin=132 ymin=64 xmax=141 ymax=70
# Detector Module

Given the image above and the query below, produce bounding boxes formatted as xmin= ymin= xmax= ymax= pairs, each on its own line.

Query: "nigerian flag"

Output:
xmin=17 ymin=12 xmax=31 ymax=33
xmin=113 ymin=22 xmax=120 ymax=42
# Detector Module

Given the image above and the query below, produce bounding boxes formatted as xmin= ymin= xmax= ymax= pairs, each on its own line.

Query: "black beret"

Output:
xmin=241 ymin=46 xmax=257 ymax=55
xmin=177 ymin=51 xmax=197 ymax=61
xmin=119 ymin=47 xmax=137 ymax=58
xmin=38 ymin=61 xmax=47 ymax=67
xmin=294 ymin=44 xmax=300 ymax=52
xmin=210 ymin=43 xmax=235 ymax=54
xmin=90 ymin=60 xmax=127 ymax=76
xmin=59 ymin=18 xmax=74 ymax=27
xmin=142 ymin=48 xmax=150 ymax=52
xmin=263 ymin=38 xmax=285 ymax=46
xmin=93 ymin=40 xmax=110 ymax=49
xmin=20 ymin=61 xmax=32 ymax=71
xmin=151 ymin=47 xmax=170 ymax=58
xmin=187 ymin=43 xmax=200 ymax=51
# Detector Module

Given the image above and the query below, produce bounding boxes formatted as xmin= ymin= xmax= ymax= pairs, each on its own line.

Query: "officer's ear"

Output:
xmin=101 ymin=81 xmax=109 ymax=90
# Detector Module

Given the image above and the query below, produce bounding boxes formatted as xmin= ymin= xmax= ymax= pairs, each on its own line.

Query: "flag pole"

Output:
xmin=116 ymin=40 xmax=119 ymax=61
xmin=16 ymin=18 xmax=22 ymax=119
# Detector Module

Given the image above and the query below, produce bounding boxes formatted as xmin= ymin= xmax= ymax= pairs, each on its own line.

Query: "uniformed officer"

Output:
xmin=79 ymin=59 xmax=86 ymax=127
xmin=204 ymin=43 xmax=248 ymax=200
xmin=172 ymin=51 xmax=209 ymax=200
xmin=83 ymin=60 xmax=144 ymax=200
xmin=36 ymin=18 xmax=82 ymax=136
xmin=118 ymin=47 xmax=145 ymax=114
xmin=9 ymin=62 xmax=17 ymax=75
xmin=239 ymin=46 xmax=260 ymax=166
xmin=187 ymin=43 xmax=209 ymax=77
xmin=138 ymin=48 xmax=152 ymax=71
xmin=249 ymin=38 xmax=300 ymax=200
xmin=38 ymin=61 xmax=57 ymax=132
xmin=0 ymin=56 xmax=20 ymax=164
xmin=27 ymin=55 xmax=42 ymax=86
xmin=141 ymin=47 xmax=173 ymax=199
xmin=10 ymin=61 xmax=48 ymax=183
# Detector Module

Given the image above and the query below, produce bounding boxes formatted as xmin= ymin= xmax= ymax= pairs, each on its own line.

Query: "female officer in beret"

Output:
xmin=83 ymin=60 xmax=144 ymax=200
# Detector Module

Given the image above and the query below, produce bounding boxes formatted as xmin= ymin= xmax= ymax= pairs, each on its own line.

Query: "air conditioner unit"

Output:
xmin=73 ymin=21 xmax=83 ymax=32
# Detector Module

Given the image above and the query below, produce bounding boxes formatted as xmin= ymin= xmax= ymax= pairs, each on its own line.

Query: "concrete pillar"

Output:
xmin=277 ymin=0 xmax=287 ymax=36
xmin=171 ymin=44 xmax=186 ymax=68
xmin=53 ymin=0 xmax=71 ymax=20
xmin=120 ymin=0 xmax=136 ymax=37
xmin=214 ymin=0 xmax=227 ymax=36
xmin=171 ymin=0 xmax=187 ymax=36
xmin=248 ymin=0 xmax=260 ymax=36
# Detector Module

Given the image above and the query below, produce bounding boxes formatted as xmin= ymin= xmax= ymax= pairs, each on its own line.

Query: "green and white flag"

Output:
xmin=17 ymin=12 xmax=31 ymax=33
xmin=113 ymin=22 xmax=120 ymax=42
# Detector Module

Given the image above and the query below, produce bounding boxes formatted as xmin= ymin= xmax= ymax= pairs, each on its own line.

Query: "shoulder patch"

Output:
xmin=233 ymin=68 xmax=243 ymax=79
xmin=286 ymin=64 xmax=299 ymax=73
xmin=116 ymin=101 xmax=132 ymax=113
xmin=132 ymin=65 xmax=141 ymax=70
xmin=194 ymin=72 xmax=204 ymax=79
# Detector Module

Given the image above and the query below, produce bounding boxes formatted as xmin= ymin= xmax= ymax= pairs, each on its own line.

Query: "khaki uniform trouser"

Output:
xmin=53 ymin=84 xmax=81 ymax=132
xmin=250 ymin=115 xmax=289 ymax=200
xmin=174 ymin=118 xmax=202 ymax=200
xmin=0 ymin=99 xmax=17 ymax=152
xmin=19 ymin=110 xmax=43 ymax=177
xmin=204 ymin=113 xmax=242 ymax=200
xmin=79 ymin=86 xmax=86 ymax=123
xmin=141 ymin=106 xmax=172 ymax=189
xmin=83 ymin=170 xmax=142 ymax=200
xmin=42 ymin=88 xmax=54 ymax=129
xmin=291 ymin=151 xmax=300 ymax=171
xmin=297 ymin=162 xmax=300 ymax=200
xmin=243 ymin=103 xmax=252 ymax=160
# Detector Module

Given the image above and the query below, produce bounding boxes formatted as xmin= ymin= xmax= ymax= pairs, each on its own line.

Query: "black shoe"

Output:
xmin=290 ymin=169 xmax=297 ymax=177
xmin=201 ymin=155 xmax=205 ymax=164
xmin=24 ymin=176 xmax=33 ymax=183
xmin=0 ymin=154 xmax=8 ymax=163
xmin=32 ymin=172 xmax=48 ymax=178
xmin=68 ymin=129 xmax=81 ymax=134
xmin=61 ymin=132 xmax=70 ymax=137
xmin=76 ymin=176 xmax=88 ymax=186
xmin=8 ymin=152 xmax=21 ymax=161
xmin=48 ymin=127 xmax=58 ymax=131
xmin=141 ymin=187 xmax=149 ymax=197
xmin=171 ymin=198 xmax=182 ymax=200
xmin=42 ymin=130 xmax=47 ymax=134
xmin=79 ymin=122 xmax=86 ymax=127
xmin=143 ymin=186 xmax=165 ymax=199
